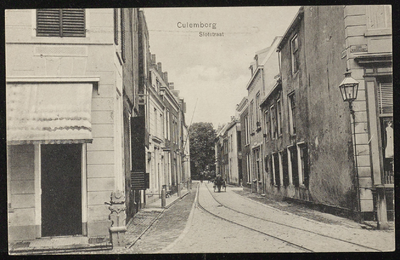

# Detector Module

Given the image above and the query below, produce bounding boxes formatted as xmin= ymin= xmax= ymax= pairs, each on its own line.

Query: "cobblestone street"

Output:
xmin=162 ymin=183 xmax=395 ymax=253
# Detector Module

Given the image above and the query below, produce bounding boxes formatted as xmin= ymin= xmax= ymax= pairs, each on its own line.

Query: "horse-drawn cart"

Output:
xmin=213 ymin=176 xmax=226 ymax=192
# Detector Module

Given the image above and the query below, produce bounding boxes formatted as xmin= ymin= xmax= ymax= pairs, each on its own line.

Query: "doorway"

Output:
xmin=41 ymin=144 xmax=82 ymax=237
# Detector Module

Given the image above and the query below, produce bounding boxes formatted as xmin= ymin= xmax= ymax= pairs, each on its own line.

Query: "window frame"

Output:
xmin=291 ymin=34 xmax=299 ymax=74
xmin=270 ymin=105 xmax=276 ymax=139
xmin=264 ymin=110 xmax=269 ymax=141
xmin=288 ymin=92 xmax=296 ymax=135
xmin=277 ymin=98 xmax=282 ymax=136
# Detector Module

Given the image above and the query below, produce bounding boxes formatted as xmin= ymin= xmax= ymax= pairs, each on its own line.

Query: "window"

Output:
xmin=282 ymin=150 xmax=289 ymax=187
xmin=268 ymin=155 xmax=275 ymax=185
xmin=37 ymin=9 xmax=85 ymax=37
xmin=289 ymin=146 xmax=299 ymax=187
xmin=277 ymin=99 xmax=282 ymax=136
xmin=120 ymin=9 xmax=126 ymax=62
xmin=256 ymin=93 xmax=260 ymax=128
xmin=288 ymin=92 xmax=296 ymax=135
xmin=255 ymin=149 xmax=261 ymax=181
xmin=367 ymin=5 xmax=392 ymax=29
xmin=160 ymin=113 xmax=163 ymax=139
xmin=237 ymin=131 xmax=242 ymax=152
xmin=273 ymin=153 xmax=280 ymax=186
xmin=378 ymin=79 xmax=393 ymax=184
xmin=249 ymin=101 xmax=254 ymax=132
xmin=264 ymin=110 xmax=270 ymax=140
xmin=114 ymin=9 xmax=118 ymax=44
xmin=246 ymin=154 xmax=251 ymax=183
xmin=154 ymin=108 xmax=157 ymax=136
xmin=244 ymin=116 xmax=249 ymax=145
xmin=291 ymin=34 xmax=299 ymax=74
xmin=270 ymin=105 xmax=276 ymax=139
xmin=297 ymin=143 xmax=309 ymax=187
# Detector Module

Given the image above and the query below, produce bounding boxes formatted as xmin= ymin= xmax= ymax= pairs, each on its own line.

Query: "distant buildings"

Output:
xmin=215 ymin=117 xmax=241 ymax=185
xmin=216 ymin=5 xmax=392 ymax=228
xmin=6 ymin=8 xmax=190 ymax=244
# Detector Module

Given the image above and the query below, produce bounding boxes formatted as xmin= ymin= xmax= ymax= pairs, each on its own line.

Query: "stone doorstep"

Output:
xmin=9 ymin=236 xmax=112 ymax=255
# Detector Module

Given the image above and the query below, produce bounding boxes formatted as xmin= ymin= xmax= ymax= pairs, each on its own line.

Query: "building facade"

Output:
xmin=242 ymin=37 xmax=282 ymax=194
xmin=257 ymin=5 xmax=392 ymax=224
xmin=237 ymin=97 xmax=249 ymax=187
xmin=343 ymin=5 xmax=393 ymax=223
xmin=6 ymin=8 xmax=191 ymax=245
xmin=6 ymin=8 xmax=140 ymax=241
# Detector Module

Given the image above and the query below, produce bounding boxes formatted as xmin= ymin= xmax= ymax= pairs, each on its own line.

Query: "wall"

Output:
xmin=7 ymin=145 xmax=36 ymax=241
xmin=227 ymin=124 xmax=239 ymax=185
xmin=6 ymin=9 xmax=118 ymax=239
xmin=303 ymin=6 xmax=355 ymax=209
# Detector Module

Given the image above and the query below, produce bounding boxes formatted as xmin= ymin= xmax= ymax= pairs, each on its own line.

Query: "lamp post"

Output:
xmin=338 ymin=71 xmax=361 ymax=222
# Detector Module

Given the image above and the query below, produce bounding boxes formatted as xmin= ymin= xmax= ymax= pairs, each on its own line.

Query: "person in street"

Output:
xmin=200 ymin=171 xmax=204 ymax=183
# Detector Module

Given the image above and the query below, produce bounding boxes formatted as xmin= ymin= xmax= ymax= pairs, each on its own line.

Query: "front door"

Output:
xmin=41 ymin=144 xmax=82 ymax=237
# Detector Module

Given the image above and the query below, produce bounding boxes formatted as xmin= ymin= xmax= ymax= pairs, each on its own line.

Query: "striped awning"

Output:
xmin=7 ymin=83 xmax=93 ymax=145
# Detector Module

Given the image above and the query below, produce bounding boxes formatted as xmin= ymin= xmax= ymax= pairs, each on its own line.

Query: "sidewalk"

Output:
xmin=123 ymin=187 xmax=190 ymax=248
xmin=9 ymin=187 xmax=190 ymax=255
xmin=231 ymin=185 xmax=395 ymax=231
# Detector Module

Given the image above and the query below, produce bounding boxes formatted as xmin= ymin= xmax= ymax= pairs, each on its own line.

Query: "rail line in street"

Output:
xmin=198 ymin=183 xmax=382 ymax=252
xmin=196 ymin=184 xmax=313 ymax=252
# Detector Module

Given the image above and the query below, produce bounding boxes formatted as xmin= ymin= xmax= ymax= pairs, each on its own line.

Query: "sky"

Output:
xmin=144 ymin=7 xmax=300 ymax=129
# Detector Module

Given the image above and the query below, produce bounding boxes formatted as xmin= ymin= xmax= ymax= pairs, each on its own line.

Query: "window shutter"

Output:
xmin=378 ymin=83 xmax=393 ymax=114
xmin=36 ymin=9 xmax=85 ymax=37
xmin=37 ymin=9 xmax=61 ymax=37
xmin=61 ymin=9 xmax=85 ymax=37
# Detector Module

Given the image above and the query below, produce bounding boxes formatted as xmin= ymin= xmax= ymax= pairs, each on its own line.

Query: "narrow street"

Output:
xmin=122 ymin=182 xmax=395 ymax=253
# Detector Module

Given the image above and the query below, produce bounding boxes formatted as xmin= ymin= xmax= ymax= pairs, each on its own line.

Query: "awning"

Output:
xmin=7 ymin=83 xmax=93 ymax=145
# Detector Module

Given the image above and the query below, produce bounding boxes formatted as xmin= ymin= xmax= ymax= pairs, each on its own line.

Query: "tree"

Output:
xmin=189 ymin=122 xmax=216 ymax=179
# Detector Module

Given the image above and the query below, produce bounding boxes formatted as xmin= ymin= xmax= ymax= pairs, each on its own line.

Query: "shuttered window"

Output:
xmin=37 ymin=9 xmax=85 ymax=37
xmin=378 ymin=83 xmax=393 ymax=114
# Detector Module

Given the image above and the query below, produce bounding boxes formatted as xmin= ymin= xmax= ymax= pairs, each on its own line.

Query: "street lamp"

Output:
xmin=338 ymin=71 xmax=361 ymax=222
xmin=339 ymin=72 xmax=359 ymax=103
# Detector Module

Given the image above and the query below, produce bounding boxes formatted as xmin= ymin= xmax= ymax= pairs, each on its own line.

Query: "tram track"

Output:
xmin=197 ymin=183 xmax=382 ymax=252
xmin=196 ymin=186 xmax=313 ymax=252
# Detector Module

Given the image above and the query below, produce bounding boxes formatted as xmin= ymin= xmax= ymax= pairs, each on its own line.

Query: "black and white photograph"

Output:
xmin=5 ymin=5 xmax=394 ymax=255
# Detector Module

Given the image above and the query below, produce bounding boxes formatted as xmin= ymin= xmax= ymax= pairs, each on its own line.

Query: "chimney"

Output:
xmin=168 ymin=82 xmax=174 ymax=89
xmin=157 ymin=62 xmax=162 ymax=74
xmin=151 ymin=54 xmax=156 ymax=65
xmin=255 ymin=54 xmax=259 ymax=67
xmin=163 ymin=72 xmax=168 ymax=83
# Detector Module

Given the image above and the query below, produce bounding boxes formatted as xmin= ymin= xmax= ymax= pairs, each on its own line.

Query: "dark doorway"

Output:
xmin=41 ymin=144 xmax=82 ymax=237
